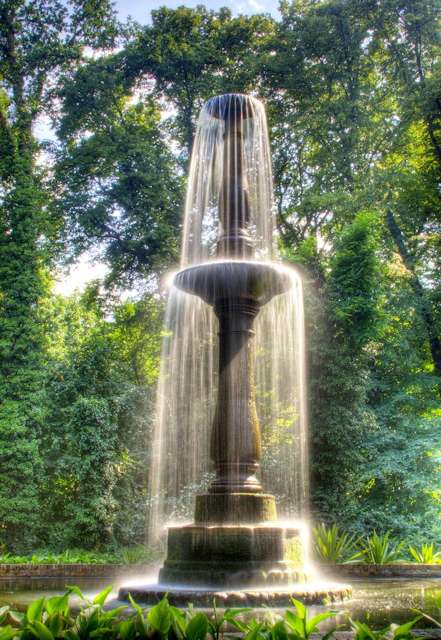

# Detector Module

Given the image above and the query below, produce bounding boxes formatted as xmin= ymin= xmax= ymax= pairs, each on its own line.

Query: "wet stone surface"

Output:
xmin=117 ymin=583 xmax=352 ymax=607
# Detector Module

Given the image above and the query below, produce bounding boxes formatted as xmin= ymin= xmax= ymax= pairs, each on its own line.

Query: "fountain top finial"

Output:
xmin=205 ymin=93 xmax=255 ymax=123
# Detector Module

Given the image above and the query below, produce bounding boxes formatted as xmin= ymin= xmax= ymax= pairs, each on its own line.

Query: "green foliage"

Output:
xmin=0 ymin=588 xmax=429 ymax=640
xmin=119 ymin=546 xmax=158 ymax=565
xmin=329 ymin=212 xmax=382 ymax=348
xmin=0 ymin=0 xmax=118 ymax=551
xmin=312 ymin=525 xmax=441 ymax=566
xmin=38 ymin=290 xmax=163 ymax=549
xmin=312 ymin=524 xmax=359 ymax=564
xmin=302 ymin=223 xmax=381 ymax=528
xmin=350 ymin=617 xmax=422 ymax=640
xmin=408 ymin=544 xmax=441 ymax=564
xmin=0 ymin=0 xmax=440 ymax=551
xmin=0 ymin=547 xmax=158 ymax=565
xmin=356 ymin=532 xmax=404 ymax=564
xmin=283 ymin=599 xmax=337 ymax=640
xmin=54 ymin=99 xmax=183 ymax=287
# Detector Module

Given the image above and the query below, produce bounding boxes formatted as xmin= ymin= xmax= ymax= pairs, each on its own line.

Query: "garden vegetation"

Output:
xmin=0 ymin=0 xmax=440 ymax=553
xmin=0 ymin=587 xmax=437 ymax=640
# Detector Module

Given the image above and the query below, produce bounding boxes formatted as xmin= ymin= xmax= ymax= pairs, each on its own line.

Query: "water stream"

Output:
xmin=148 ymin=95 xmax=308 ymax=546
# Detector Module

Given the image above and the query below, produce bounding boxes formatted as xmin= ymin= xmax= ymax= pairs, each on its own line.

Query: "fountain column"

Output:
xmin=210 ymin=296 xmax=262 ymax=494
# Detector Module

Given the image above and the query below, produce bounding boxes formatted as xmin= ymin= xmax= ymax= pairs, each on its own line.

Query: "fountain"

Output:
xmin=118 ymin=94 xmax=351 ymax=607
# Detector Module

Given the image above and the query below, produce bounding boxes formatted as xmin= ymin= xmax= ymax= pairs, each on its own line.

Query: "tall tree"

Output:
xmin=370 ymin=0 xmax=441 ymax=386
xmin=133 ymin=6 xmax=275 ymax=158
xmin=0 ymin=0 xmax=116 ymax=550
xmin=297 ymin=213 xmax=382 ymax=525
xmin=264 ymin=0 xmax=440 ymax=529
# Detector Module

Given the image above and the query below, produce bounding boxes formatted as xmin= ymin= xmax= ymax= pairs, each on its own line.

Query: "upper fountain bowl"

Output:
xmin=173 ymin=260 xmax=293 ymax=308
xmin=205 ymin=93 xmax=255 ymax=123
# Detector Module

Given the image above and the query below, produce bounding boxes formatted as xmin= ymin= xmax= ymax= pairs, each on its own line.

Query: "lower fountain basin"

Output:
xmin=117 ymin=522 xmax=352 ymax=606
xmin=173 ymin=260 xmax=293 ymax=307
xmin=118 ymin=582 xmax=352 ymax=608
xmin=158 ymin=523 xmax=305 ymax=588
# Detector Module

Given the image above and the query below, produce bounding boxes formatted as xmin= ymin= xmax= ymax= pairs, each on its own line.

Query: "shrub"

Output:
xmin=356 ymin=531 xmax=404 ymax=564
xmin=408 ymin=543 xmax=441 ymax=564
xmin=312 ymin=523 xmax=359 ymax=563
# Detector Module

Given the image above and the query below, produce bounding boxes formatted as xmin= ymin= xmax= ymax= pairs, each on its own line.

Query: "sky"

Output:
xmin=55 ymin=0 xmax=281 ymax=296
xmin=114 ymin=0 xmax=281 ymax=23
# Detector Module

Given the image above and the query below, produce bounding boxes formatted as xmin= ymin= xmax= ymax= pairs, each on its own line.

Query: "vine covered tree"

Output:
xmin=0 ymin=0 xmax=117 ymax=549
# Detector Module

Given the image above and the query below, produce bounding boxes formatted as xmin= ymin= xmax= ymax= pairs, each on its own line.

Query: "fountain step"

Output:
xmin=156 ymin=523 xmax=307 ymax=589
xmin=164 ymin=524 xmax=302 ymax=564
xmin=195 ymin=493 xmax=277 ymax=524
xmin=117 ymin=583 xmax=352 ymax=607
xmin=159 ymin=561 xmax=305 ymax=588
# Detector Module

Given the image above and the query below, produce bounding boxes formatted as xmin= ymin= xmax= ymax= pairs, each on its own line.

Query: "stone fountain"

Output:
xmin=118 ymin=94 xmax=351 ymax=607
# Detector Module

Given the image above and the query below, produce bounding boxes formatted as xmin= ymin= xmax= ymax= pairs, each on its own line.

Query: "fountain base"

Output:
xmin=117 ymin=520 xmax=352 ymax=606
xmin=158 ymin=524 xmax=305 ymax=588
xmin=117 ymin=583 xmax=352 ymax=608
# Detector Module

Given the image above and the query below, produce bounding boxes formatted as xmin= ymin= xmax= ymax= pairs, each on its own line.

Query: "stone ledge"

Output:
xmin=0 ymin=564 xmax=154 ymax=578
xmin=318 ymin=563 xmax=441 ymax=578
xmin=118 ymin=582 xmax=352 ymax=607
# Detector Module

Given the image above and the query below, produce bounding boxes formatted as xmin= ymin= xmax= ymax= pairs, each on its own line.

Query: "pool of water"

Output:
xmin=1 ymin=576 xmax=441 ymax=628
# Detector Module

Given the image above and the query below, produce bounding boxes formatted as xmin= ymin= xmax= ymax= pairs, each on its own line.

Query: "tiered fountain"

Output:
xmin=119 ymin=94 xmax=351 ymax=607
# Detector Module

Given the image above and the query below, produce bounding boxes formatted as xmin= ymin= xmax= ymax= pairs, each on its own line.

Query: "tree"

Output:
xmin=298 ymin=213 xmax=382 ymax=526
xmin=369 ymin=0 xmax=441 ymax=387
xmin=0 ymin=0 xmax=117 ymax=550
xmin=40 ymin=287 xmax=163 ymax=548
xmin=264 ymin=0 xmax=441 ymax=387
xmin=1 ymin=0 xmax=440 ymax=550
xmin=261 ymin=0 xmax=440 ymax=531
xmin=133 ymin=6 xmax=274 ymax=158
xmin=54 ymin=98 xmax=182 ymax=289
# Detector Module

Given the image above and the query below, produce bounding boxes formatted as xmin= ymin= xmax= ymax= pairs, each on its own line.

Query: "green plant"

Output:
xmin=356 ymin=532 xmax=404 ymax=564
xmin=0 ymin=587 xmax=335 ymax=640
xmin=0 ymin=548 xmax=161 ymax=565
xmin=0 ymin=586 xmax=434 ymax=640
xmin=283 ymin=598 xmax=338 ymax=640
xmin=312 ymin=523 xmax=359 ymax=563
xmin=119 ymin=546 xmax=157 ymax=565
xmin=351 ymin=617 xmax=422 ymax=640
xmin=408 ymin=543 xmax=441 ymax=564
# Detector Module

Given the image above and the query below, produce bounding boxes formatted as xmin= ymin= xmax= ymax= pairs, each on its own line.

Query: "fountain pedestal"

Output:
xmin=150 ymin=260 xmax=304 ymax=591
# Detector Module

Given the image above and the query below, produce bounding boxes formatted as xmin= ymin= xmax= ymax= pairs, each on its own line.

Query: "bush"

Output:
xmin=0 ymin=547 xmax=159 ymax=565
xmin=408 ymin=544 xmax=441 ymax=564
xmin=312 ymin=523 xmax=359 ymax=564
xmin=354 ymin=531 xmax=404 ymax=564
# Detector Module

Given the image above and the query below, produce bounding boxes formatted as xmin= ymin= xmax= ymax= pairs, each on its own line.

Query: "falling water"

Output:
xmin=148 ymin=95 xmax=308 ymax=546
